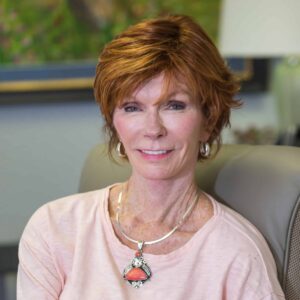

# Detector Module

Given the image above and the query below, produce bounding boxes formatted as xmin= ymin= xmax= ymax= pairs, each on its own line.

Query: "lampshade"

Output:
xmin=219 ymin=0 xmax=300 ymax=57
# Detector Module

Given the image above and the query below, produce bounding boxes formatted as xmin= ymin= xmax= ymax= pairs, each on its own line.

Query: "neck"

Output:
xmin=121 ymin=174 xmax=199 ymax=227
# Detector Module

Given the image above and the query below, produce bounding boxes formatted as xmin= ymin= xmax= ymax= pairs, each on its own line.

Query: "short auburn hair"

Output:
xmin=94 ymin=14 xmax=241 ymax=160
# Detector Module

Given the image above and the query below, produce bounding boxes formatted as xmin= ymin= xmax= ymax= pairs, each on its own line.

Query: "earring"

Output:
xmin=116 ymin=141 xmax=127 ymax=158
xmin=200 ymin=142 xmax=210 ymax=157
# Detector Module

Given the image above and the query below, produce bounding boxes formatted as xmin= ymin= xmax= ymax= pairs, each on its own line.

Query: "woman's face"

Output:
xmin=113 ymin=73 xmax=209 ymax=181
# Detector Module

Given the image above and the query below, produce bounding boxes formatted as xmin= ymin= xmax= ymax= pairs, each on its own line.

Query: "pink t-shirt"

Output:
xmin=17 ymin=185 xmax=285 ymax=299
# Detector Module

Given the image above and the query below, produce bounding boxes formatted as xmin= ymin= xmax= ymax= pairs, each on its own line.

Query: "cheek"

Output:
xmin=170 ymin=115 xmax=203 ymax=142
xmin=113 ymin=114 xmax=138 ymax=142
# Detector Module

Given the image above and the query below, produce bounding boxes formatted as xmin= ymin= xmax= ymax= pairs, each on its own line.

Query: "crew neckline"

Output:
xmin=100 ymin=183 xmax=221 ymax=264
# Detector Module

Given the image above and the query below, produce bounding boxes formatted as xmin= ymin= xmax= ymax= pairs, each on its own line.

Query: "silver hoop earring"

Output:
xmin=200 ymin=142 xmax=210 ymax=157
xmin=116 ymin=141 xmax=127 ymax=158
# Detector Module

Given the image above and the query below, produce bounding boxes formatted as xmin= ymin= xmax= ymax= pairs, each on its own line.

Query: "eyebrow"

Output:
xmin=120 ymin=87 xmax=191 ymax=106
xmin=118 ymin=100 xmax=139 ymax=107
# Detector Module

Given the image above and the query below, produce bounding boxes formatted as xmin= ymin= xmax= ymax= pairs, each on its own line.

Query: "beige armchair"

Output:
xmin=79 ymin=144 xmax=300 ymax=299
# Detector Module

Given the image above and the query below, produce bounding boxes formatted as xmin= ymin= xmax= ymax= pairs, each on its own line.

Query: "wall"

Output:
xmin=0 ymin=100 xmax=103 ymax=244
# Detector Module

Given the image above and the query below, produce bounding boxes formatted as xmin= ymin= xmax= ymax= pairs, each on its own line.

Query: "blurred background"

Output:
xmin=0 ymin=0 xmax=300 ymax=299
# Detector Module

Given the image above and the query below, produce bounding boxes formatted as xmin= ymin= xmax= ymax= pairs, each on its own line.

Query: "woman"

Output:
xmin=17 ymin=15 xmax=285 ymax=299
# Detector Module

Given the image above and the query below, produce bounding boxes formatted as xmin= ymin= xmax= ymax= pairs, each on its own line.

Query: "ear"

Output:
xmin=197 ymin=112 xmax=211 ymax=142
xmin=198 ymin=123 xmax=211 ymax=142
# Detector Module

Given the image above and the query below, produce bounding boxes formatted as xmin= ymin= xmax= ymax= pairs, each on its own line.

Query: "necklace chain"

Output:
xmin=115 ymin=187 xmax=200 ymax=247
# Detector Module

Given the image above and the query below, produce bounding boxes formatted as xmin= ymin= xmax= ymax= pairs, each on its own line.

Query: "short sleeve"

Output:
xmin=260 ymin=293 xmax=286 ymax=300
xmin=17 ymin=205 xmax=64 ymax=300
xmin=224 ymin=251 xmax=285 ymax=300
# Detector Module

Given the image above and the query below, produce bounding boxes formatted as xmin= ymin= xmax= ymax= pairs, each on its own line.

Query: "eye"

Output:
xmin=167 ymin=100 xmax=186 ymax=110
xmin=122 ymin=102 xmax=141 ymax=112
xmin=124 ymin=106 xmax=139 ymax=112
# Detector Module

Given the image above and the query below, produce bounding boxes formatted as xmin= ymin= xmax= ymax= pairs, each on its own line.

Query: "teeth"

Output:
xmin=142 ymin=150 xmax=168 ymax=155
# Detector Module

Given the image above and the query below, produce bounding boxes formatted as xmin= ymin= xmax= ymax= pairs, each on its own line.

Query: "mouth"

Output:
xmin=140 ymin=149 xmax=171 ymax=155
xmin=138 ymin=149 xmax=173 ymax=159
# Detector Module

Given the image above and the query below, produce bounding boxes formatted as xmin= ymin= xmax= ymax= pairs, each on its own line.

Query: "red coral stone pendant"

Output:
xmin=123 ymin=241 xmax=151 ymax=288
xmin=125 ymin=267 xmax=148 ymax=281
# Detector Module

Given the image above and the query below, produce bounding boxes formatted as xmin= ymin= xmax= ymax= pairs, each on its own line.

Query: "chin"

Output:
xmin=132 ymin=165 xmax=187 ymax=181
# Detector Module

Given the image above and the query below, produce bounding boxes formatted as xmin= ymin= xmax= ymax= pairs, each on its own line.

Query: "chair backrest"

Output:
xmin=79 ymin=144 xmax=300 ymax=299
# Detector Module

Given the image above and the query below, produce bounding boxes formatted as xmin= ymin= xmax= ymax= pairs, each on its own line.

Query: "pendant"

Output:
xmin=123 ymin=241 xmax=151 ymax=288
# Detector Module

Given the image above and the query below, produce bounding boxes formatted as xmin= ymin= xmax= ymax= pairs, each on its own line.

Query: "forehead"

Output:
xmin=129 ymin=73 xmax=191 ymax=102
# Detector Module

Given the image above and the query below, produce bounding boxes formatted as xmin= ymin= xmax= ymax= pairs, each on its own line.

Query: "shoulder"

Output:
xmin=17 ymin=187 xmax=114 ymax=298
xmin=21 ymin=186 xmax=111 ymax=241
xmin=207 ymin=198 xmax=284 ymax=297
xmin=208 ymin=198 xmax=269 ymax=249
xmin=32 ymin=189 xmax=104 ymax=220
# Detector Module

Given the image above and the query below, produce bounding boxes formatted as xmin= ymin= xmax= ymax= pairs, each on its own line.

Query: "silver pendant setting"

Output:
xmin=123 ymin=241 xmax=151 ymax=288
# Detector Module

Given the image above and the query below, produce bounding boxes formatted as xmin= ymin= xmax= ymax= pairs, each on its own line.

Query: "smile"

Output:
xmin=140 ymin=150 xmax=170 ymax=155
xmin=138 ymin=149 xmax=173 ymax=160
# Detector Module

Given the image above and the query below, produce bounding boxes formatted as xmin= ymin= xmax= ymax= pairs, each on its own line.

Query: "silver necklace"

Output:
xmin=116 ymin=188 xmax=199 ymax=288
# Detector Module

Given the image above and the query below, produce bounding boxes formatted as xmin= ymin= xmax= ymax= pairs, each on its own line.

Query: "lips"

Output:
xmin=140 ymin=150 xmax=169 ymax=155
xmin=138 ymin=149 xmax=173 ymax=159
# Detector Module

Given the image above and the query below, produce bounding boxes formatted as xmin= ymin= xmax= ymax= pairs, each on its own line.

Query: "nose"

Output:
xmin=144 ymin=110 xmax=166 ymax=139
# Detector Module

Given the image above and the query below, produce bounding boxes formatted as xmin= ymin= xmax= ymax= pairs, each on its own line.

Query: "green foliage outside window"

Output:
xmin=0 ymin=0 xmax=220 ymax=65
